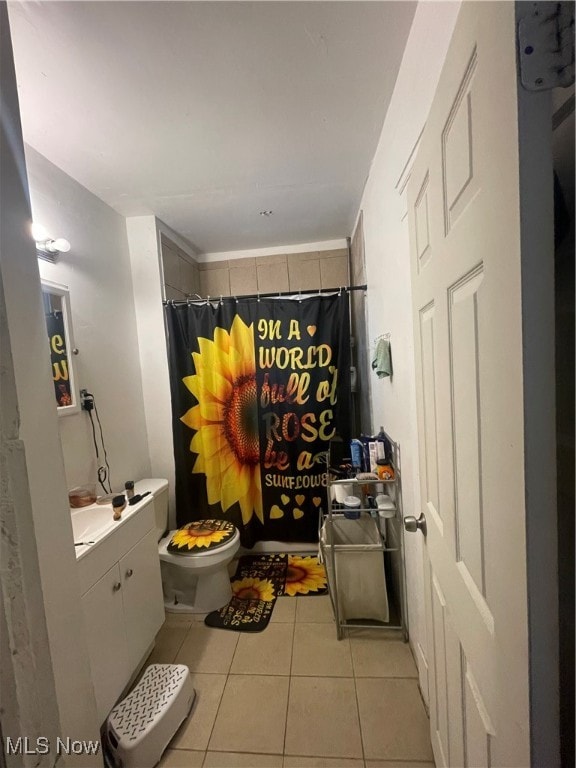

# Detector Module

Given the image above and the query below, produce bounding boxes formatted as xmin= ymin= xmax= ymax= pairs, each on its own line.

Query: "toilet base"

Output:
xmin=164 ymin=599 xmax=200 ymax=614
xmin=162 ymin=563 xmax=233 ymax=614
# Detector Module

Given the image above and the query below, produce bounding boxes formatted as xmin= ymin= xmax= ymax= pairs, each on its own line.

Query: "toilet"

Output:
xmin=138 ymin=479 xmax=241 ymax=614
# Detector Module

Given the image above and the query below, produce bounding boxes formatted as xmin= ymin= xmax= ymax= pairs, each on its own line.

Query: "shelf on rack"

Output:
xmin=329 ymin=476 xmax=397 ymax=485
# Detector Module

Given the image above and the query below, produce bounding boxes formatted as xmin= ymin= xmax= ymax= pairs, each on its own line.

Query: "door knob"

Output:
xmin=404 ymin=514 xmax=427 ymax=536
xmin=112 ymin=582 xmax=122 ymax=592
xmin=125 ymin=569 xmax=134 ymax=578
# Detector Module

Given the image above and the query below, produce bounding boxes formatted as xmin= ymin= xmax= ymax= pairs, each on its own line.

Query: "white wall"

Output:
xmin=26 ymin=147 xmax=152 ymax=493
xmin=126 ymin=216 xmax=176 ymax=523
xmin=1 ymin=6 xmax=100 ymax=761
xmin=157 ymin=218 xmax=201 ymax=263
xmin=359 ymin=1 xmax=460 ymax=695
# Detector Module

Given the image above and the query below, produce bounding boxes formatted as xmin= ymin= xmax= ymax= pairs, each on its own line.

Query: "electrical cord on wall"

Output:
xmin=83 ymin=391 xmax=112 ymax=494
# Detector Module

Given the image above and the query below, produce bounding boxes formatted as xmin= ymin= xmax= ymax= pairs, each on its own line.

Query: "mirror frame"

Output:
xmin=41 ymin=278 xmax=80 ymax=416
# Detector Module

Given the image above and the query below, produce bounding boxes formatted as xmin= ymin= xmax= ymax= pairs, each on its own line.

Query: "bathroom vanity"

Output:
xmin=73 ymin=494 xmax=164 ymax=723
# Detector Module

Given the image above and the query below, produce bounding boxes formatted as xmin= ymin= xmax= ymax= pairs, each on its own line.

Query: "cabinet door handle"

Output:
xmin=112 ymin=582 xmax=122 ymax=592
xmin=125 ymin=569 xmax=134 ymax=578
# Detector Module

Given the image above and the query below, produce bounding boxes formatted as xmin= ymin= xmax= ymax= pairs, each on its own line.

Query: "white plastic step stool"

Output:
xmin=105 ymin=664 xmax=195 ymax=768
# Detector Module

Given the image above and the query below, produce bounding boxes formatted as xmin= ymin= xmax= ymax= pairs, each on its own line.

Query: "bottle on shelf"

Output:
xmin=350 ymin=439 xmax=364 ymax=472
xmin=376 ymin=426 xmax=393 ymax=464
xmin=376 ymin=426 xmax=387 ymax=461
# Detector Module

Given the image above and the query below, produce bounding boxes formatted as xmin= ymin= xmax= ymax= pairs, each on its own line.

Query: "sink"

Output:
xmin=71 ymin=493 xmax=153 ymax=560
xmin=72 ymin=504 xmax=117 ymax=544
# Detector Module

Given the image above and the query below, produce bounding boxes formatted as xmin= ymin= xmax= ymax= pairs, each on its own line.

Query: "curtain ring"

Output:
xmin=338 ymin=286 xmax=342 ymax=296
xmin=219 ymin=295 xmax=223 ymax=306
xmin=298 ymin=289 xmax=302 ymax=304
xmin=235 ymin=296 xmax=238 ymax=305
xmin=257 ymin=291 xmax=260 ymax=303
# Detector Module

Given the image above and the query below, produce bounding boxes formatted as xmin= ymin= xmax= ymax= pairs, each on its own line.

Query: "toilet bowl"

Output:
xmin=159 ymin=525 xmax=240 ymax=613
xmin=136 ymin=479 xmax=240 ymax=614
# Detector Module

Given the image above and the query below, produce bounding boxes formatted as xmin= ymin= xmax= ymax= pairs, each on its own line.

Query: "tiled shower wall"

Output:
xmin=161 ymin=238 xmax=350 ymax=299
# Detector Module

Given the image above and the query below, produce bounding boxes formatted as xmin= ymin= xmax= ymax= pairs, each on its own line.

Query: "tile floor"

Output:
xmin=142 ymin=595 xmax=434 ymax=768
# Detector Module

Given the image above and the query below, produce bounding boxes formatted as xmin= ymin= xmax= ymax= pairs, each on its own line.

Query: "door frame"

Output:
xmin=516 ymin=18 xmax=560 ymax=762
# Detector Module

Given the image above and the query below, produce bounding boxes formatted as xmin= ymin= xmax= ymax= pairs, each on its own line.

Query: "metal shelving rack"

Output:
xmin=319 ymin=434 xmax=408 ymax=641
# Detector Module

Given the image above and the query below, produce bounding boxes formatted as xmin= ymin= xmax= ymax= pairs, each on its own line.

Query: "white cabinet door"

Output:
xmin=82 ymin=564 xmax=129 ymax=723
xmin=121 ymin=528 xmax=165 ymax=673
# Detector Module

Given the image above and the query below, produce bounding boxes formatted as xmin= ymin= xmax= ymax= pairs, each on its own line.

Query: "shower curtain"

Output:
xmin=165 ymin=293 xmax=351 ymax=548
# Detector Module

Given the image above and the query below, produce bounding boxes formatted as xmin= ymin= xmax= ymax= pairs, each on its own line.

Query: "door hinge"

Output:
xmin=518 ymin=2 xmax=575 ymax=91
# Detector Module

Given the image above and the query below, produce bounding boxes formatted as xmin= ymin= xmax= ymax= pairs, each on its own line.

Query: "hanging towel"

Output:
xmin=372 ymin=338 xmax=393 ymax=378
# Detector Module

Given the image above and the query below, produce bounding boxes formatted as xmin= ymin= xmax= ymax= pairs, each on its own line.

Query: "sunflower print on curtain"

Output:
xmin=180 ymin=315 xmax=263 ymax=527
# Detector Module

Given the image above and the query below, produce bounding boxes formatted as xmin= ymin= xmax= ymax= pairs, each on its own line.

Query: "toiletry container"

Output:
xmin=375 ymin=494 xmax=396 ymax=537
xmin=331 ymin=480 xmax=356 ymax=504
xmin=343 ymin=496 xmax=362 ymax=520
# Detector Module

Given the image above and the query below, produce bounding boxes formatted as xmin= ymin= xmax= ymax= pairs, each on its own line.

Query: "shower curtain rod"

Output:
xmin=163 ymin=285 xmax=368 ymax=304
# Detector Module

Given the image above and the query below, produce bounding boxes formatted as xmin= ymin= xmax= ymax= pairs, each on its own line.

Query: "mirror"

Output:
xmin=41 ymin=279 xmax=80 ymax=415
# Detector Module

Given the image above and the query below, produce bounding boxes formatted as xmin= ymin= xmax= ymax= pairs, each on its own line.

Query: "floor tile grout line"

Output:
xmin=228 ymin=623 xmax=242 ymax=673
xmin=353 ymin=670 xmax=367 ymax=767
xmin=355 ymin=674 xmax=420 ymax=680
xmin=170 ymin=619 xmax=194 ymax=663
xmin=202 ymin=748 xmax=287 ymax=755
xmin=364 ymin=762 xmax=433 ymax=765
xmin=284 ymin=754 xmax=365 ymax=762
xmin=281 ymin=612 xmax=296 ymax=757
xmin=349 ymin=620 xmax=366 ymax=767
xmin=202 ymin=669 xmax=229 ymax=757
xmin=201 ymin=630 xmax=239 ymax=757
xmin=283 ymin=749 xmax=369 ymax=762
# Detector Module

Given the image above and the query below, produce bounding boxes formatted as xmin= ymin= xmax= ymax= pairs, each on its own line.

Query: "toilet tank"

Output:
xmin=135 ymin=479 xmax=169 ymax=541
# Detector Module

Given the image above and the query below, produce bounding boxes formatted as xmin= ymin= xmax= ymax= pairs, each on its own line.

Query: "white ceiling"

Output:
xmin=9 ymin=1 xmax=416 ymax=255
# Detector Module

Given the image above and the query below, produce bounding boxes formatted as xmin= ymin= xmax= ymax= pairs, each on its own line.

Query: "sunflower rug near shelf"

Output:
xmin=283 ymin=554 xmax=328 ymax=598
xmin=205 ymin=554 xmax=328 ymax=632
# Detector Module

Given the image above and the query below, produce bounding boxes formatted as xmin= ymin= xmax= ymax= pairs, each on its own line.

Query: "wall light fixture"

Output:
xmin=32 ymin=222 xmax=71 ymax=262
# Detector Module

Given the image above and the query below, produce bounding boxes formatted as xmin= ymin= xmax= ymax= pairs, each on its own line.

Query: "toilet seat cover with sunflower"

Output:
xmin=168 ymin=520 xmax=236 ymax=553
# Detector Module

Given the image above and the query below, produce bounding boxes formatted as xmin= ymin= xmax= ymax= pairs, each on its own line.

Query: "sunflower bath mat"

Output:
xmin=204 ymin=554 xmax=287 ymax=632
xmin=281 ymin=554 xmax=328 ymax=597
xmin=205 ymin=553 xmax=328 ymax=632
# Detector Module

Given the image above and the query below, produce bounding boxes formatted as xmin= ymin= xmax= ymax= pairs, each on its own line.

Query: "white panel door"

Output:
xmin=407 ymin=3 xmax=554 ymax=766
